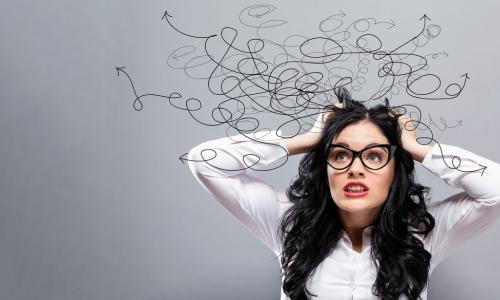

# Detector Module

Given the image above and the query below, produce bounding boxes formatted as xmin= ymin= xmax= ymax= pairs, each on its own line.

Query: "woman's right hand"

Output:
xmin=283 ymin=100 xmax=343 ymax=155
xmin=308 ymin=101 xmax=343 ymax=135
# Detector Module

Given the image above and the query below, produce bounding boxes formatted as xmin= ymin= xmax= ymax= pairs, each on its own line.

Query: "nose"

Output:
xmin=348 ymin=156 xmax=365 ymax=177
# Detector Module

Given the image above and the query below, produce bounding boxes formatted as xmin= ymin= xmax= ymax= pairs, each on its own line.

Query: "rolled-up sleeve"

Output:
xmin=421 ymin=143 xmax=500 ymax=268
xmin=186 ymin=131 xmax=292 ymax=255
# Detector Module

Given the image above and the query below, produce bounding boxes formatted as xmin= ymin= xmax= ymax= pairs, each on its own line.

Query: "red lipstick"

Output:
xmin=343 ymin=181 xmax=369 ymax=197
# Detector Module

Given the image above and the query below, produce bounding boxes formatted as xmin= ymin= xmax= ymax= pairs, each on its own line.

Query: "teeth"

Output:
xmin=347 ymin=185 xmax=366 ymax=192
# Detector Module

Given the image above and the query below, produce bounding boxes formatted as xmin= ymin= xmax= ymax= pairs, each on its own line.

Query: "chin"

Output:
xmin=336 ymin=198 xmax=379 ymax=211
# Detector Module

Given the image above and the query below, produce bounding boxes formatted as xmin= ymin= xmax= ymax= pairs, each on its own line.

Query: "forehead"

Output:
xmin=332 ymin=120 xmax=389 ymax=148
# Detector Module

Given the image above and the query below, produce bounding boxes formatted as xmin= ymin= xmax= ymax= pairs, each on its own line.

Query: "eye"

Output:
xmin=335 ymin=151 xmax=350 ymax=161
xmin=366 ymin=152 xmax=382 ymax=161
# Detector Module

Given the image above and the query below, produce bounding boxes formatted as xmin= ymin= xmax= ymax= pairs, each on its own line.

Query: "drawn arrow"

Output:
xmin=115 ymin=66 xmax=143 ymax=110
xmin=406 ymin=72 xmax=470 ymax=100
xmin=379 ymin=14 xmax=431 ymax=59
xmin=372 ymin=18 xmax=396 ymax=29
xmin=179 ymin=153 xmax=188 ymax=164
xmin=479 ymin=164 xmax=487 ymax=176
xmin=162 ymin=10 xmax=217 ymax=39
xmin=161 ymin=10 xmax=173 ymax=20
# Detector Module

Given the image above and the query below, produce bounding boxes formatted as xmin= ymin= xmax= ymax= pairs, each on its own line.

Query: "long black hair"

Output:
xmin=277 ymin=87 xmax=435 ymax=300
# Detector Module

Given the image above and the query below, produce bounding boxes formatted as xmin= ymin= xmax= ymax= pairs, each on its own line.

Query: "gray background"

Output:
xmin=1 ymin=0 xmax=500 ymax=299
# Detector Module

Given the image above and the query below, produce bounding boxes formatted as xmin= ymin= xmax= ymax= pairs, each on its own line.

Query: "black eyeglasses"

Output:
xmin=327 ymin=144 xmax=397 ymax=170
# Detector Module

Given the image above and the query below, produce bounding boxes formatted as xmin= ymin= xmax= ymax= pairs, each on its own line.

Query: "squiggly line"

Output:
xmin=117 ymin=6 xmax=484 ymax=174
xmin=392 ymin=104 xmax=487 ymax=175
xmin=425 ymin=113 xmax=462 ymax=131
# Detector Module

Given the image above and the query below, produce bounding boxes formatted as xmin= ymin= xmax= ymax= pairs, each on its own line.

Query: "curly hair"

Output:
xmin=277 ymin=88 xmax=435 ymax=300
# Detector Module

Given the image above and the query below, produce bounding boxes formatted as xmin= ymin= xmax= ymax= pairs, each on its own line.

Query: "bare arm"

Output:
xmin=282 ymin=133 xmax=321 ymax=156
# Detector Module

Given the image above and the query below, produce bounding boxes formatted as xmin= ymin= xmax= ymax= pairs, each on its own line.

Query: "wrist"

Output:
xmin=406 ymin=142 xmax=434 ymax=163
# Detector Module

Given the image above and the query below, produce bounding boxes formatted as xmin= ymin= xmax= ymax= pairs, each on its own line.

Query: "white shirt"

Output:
xmin=186 ymin=132 xmax=500 ymax=300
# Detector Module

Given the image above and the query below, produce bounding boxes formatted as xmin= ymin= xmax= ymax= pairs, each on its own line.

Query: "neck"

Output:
xmin=338 ymin=207 xmax=380 ymax=230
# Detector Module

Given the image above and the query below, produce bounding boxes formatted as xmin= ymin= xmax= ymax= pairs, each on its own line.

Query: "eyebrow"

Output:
xmin=334 ymin=142 xmax=381 ymax=148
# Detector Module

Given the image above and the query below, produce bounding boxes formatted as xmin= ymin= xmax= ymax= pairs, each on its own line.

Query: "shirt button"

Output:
xmin=350 ymin=282 xmax=356 ymax=290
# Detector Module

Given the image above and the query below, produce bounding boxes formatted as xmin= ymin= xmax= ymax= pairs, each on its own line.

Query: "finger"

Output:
xmin=389 ymin=107 xmax=405 ymax=117
xmin=399 ymin=115 xmax=417 ymax=131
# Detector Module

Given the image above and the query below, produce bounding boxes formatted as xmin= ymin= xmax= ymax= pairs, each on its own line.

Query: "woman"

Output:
xmin=186 ymin=87 xmax=500 ymax=300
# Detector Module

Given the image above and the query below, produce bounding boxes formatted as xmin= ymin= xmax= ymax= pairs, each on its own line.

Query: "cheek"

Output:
xmin=326 ymin=170 xmax=343 ymax=196
xmin=375 ymin=168 xmax=396 ymax=198
xmin=326 ymin=169 xmax=336 ymax=187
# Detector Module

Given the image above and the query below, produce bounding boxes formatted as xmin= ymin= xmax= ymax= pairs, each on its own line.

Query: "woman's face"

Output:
xmin=327 ymin=119 xmax=396 ymax=218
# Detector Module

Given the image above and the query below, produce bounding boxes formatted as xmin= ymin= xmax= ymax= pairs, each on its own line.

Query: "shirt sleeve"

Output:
xmin=185 ymin=131 xmax=292 ymax=255
xmin=421 ymin=143 xmax=500 ymax=268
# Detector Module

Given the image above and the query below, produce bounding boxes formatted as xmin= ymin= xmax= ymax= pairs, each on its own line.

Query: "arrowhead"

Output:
xmin=339 ymin=9 xmax=346 ymax=17
xmin=479 ymin=164 xmax=487 ymax=176
xmin=389 ymin=18 xmax=396 ymax=28
xmin=457 ymin=120 xmax=463 ymax=126
xmin=115 ymin=66 xmax=125 ymax=76
xmin=420 ymin=14 xmax=431 ymax=21
xmin=461 ymin=73 xmax=470 ymax=79
xmin=179 ymin=153 xmax=188 ymax=164
xmin=162 ymin=10 xmax=173 ymax=20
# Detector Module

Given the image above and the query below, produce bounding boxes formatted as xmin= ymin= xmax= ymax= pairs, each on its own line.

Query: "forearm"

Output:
xmin=282 ymin=133 xmax=320 ymax=156
xmin=407 ymin=142 xmax=434 ymax=163
xmin=421 ymin=143 xmax=500 ymax=200
xmin=189 ymin=132 xmax=288 ymax=177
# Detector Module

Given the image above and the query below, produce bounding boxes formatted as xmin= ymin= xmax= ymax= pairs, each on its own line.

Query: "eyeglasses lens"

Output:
xmin=328 ymin=146 xmax=391 ymax=170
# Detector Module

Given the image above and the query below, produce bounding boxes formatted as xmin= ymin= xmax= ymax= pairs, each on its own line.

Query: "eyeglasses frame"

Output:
xmin=327 ymin=143 xmax=397 ymax=171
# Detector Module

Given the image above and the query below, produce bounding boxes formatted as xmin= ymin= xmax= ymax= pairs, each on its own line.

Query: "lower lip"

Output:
xmin=343 ymin=189 xmax=369 ymax=197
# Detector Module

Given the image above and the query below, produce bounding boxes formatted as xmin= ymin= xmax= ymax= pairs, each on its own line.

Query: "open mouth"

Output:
xmin=343 ymin=183 xmax=369 ymax=197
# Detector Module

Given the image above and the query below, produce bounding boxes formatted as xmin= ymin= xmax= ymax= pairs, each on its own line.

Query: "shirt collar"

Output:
xmin=340 ymin=225 xmax=376 ymax=247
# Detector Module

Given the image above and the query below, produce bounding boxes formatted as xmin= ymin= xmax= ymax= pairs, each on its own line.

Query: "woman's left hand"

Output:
xmin=395 ymin=113 xmax=434 ymax=163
